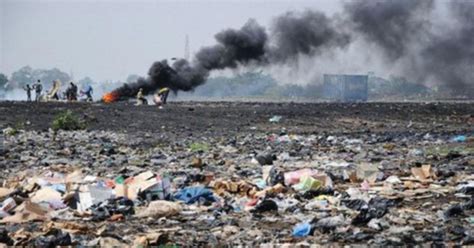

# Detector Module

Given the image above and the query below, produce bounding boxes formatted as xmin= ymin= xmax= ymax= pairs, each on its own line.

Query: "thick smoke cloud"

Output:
xmin=108 ymin=11 xmax=346 ymax=100
xmin=108 ymin=0 xmax=474 ymax=100
xmin=268 ymin=10 xmax=350 ymax=62
xmin=196 ymin=19 xmax=268 ymax=70
xmin=420 ymin=1 xmax=474 ymax=93
xmin=344 ymin=0 xmax=434 ymax=60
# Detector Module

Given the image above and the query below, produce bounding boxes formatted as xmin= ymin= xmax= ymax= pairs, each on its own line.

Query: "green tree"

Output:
xmin=10 ymin=66 xmax=34 ymax=88
xmin=0 ymin=73 xmax=8 ymax=89
xmin=36 ymin=68 xmax=71 ymax=88
xmin=10 ymin=66 xmax=71 ymax=89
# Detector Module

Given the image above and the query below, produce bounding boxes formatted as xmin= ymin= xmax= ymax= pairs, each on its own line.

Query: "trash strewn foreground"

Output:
xmin=0 ymin=101 xmax=473 ymax=246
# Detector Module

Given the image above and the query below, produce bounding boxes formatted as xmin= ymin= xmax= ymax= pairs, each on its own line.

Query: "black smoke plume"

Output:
xmin=344 ymin=0 xmax=473 ymax=94
xmin=107 ymin=1 xmax=474 ymax=100
xmin=196 ymin=19 xmax=268 ymax=70
xmin=107 ymin=11 xmax=348 ymax=100
xmin=268 ymin=10 xmax=350 ymax=62
xmin=344 ymin=0 xmax=434 ymax=60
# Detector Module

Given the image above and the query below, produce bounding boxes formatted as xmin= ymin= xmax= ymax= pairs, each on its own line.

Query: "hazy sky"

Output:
xmin=0 ymin=0 xmax=341 ymax=82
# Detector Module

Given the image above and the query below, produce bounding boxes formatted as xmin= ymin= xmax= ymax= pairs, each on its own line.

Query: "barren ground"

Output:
xmin=1 ymin=101 xmax=473 ymax=136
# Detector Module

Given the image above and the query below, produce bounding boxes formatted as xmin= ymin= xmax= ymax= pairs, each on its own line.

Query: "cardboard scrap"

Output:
xmin=65 ymin=170 xmax=83 ymax=183
xmin=211 ymin=180 xmax=256 ymax=196
xmin=1 ymin=201 xmax=48 ymax=223
xmin=134 ymin=233 xmax=168 ymax=246
xmin=24 ymin=200 xmax=49 ymax=216
xmin=45 ymin=221 xmax=89 ymax=234
xmin=136 ymin=200 xmax=181 ymax=218
xmin=99 ymin=237 xmax=127 ymax=246
xmin=30 ymin=187 xmax=62 ymax=204
xmin=10 ymin=228 xmax=32 ymax=244
xmin=0 ymin=188 xmax=14 ymax=198
xmin=254 ymin=183 xmax=285 ymax=198
xmin=114 ymin=172 xmax=171 ymax=200
xmin=133 ymin=171 xmax=154 ymax=182
xmin=114 ymin=184 xmax=129 ymax=198
xmin=411 ymin=164 xmax=434 ymax=181
xmin=127 ymin=178 xmax=159 ymax=200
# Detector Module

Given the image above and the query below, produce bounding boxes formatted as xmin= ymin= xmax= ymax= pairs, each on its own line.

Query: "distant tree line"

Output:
xmin=7 ymin=66 xmax=71 ymax=90
xmin=180 ymin=71 xmax=433 ymax=100
xmin=181 ymin=72 xmax=326 ymax=99
xmin=0 ymin=66 xmax=146 ymax=100
xmin=0 ymin=66 xmax=438 ymax=100
xmin=0 ymin=73 xmax=7 ymax=90
xmin=368 ymin=76 xmax=432 ymax=99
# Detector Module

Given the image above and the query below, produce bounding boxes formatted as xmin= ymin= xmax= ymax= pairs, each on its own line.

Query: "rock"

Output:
xmin=99 ymin=237 xmax=126 ymax=246
xmin=444 ymin=204 xmax=464 ymax=218
xmin=252 ymin=199 xmax=278 ymax=212
xmin=255 ymin=151 xmax=276 ymax=165
xmin=191 ymin=157 xmax=203 ymax=168
xmin=315 ymin=215 xmax=346 ymax=231
xmin=136 ymin=200 xmax=182 ymax=218
xmin=368 ymin=218 xmax=382 ymax=230
xmin=34 ymin=230 xmax=72 ymax=247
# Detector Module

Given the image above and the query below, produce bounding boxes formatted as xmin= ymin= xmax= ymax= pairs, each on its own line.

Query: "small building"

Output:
xmin=323 ymin=74 xmax=368 ymax=102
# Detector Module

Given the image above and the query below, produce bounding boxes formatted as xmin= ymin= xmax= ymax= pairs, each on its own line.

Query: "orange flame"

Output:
xmin=102 ymin=92 xmax=119 ymax=103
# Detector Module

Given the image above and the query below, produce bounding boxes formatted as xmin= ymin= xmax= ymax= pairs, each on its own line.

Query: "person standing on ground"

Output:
xmin=67 ymin=82 xmax=78 ymax=101
xmin=136 ymin=88 xmax=147 ymax=105
xmin=49 ymin=80 xmax=60 ymax=101
xmin=71 ymin=82 xmax=78 ymax=101
xmin=80 ymin=84 xmax=94 ymax=102
xmin=23 ymin=84 xmax=32 ymax=101
xmin=33 ymin=80 xmax=42 ymax=101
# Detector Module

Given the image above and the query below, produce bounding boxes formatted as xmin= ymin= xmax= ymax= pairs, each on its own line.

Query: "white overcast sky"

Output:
xmin=0 ymin=0 xmax=341 ymax=82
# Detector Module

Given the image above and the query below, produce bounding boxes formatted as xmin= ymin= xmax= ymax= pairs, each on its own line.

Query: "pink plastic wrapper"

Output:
xmin=284 ymin=169 xmax=318 ymax=186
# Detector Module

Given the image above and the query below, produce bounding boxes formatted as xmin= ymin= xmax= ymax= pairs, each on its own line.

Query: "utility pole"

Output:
xmin=184 ymin=34 xmax=190 ymax=61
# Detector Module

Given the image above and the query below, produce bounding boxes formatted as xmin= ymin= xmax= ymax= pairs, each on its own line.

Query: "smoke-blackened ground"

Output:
xmin=1 ymin=101 xmax=473 ymax=135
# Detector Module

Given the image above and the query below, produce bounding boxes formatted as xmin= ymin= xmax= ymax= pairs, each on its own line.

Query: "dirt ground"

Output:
xmin=1 ymin=101 xmax=473 ymax=136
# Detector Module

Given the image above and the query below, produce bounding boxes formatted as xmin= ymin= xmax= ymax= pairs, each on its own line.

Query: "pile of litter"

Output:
xmin=0 ymin=128 xmax=473 ymax=245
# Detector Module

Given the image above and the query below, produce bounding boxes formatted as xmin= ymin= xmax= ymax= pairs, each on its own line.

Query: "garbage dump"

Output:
xmin=0 ymin=101 xmax=473 ymax=246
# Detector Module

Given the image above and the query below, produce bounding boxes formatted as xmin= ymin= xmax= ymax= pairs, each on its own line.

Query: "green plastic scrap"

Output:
xmin=293 ymin=175 xmax=322 ymax=192
xmin=114 ymin=176 xmax=125 ymax=184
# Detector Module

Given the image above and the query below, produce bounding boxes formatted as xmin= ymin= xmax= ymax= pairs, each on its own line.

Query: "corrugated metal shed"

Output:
xmin=323 ymin=74 xmax=368 ymax=102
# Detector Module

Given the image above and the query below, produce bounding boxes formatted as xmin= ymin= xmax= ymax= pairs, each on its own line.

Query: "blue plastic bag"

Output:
xmin=453 ymin=135 xmax=467 ymax=142
xmin=174 ymin=186 xmax=216 ymax=204
xmin=292 ymin=222 xmax=312 ymax=237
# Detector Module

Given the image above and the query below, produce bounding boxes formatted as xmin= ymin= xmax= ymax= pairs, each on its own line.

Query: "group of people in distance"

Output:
xmin=23 ymin=79 xmax=93 ymax=102
xmin=22 ymin=79 xmax=170 ymax=106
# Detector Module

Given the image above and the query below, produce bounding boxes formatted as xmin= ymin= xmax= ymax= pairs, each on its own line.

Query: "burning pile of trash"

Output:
xmin=0 ymin=124 xmax=473 ymax=245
